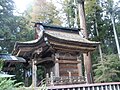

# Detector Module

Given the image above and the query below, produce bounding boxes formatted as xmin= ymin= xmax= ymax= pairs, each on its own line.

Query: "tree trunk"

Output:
xmin=78 ymin=0 xmax=93 ymax=83
xmin=110 ymin=13 xmax=120 ymax=59
xmin=94 ymin=13 xmax=103 ymax=61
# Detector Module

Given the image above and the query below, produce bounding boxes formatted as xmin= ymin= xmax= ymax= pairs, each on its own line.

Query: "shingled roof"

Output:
xmin=45 ymin=30 xmax=98 ymax=44
xmin=0 ymin=54 xmax=26 ymax=63
xmin=12 ymin=23 xmax=99 ymax=58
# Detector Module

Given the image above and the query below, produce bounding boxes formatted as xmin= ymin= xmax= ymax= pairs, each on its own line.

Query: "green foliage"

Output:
xmin=29 ymin=0 xmax=61 ymax=25
xmin=18 ymin=84 xmax=47 ymax=90
xmin=37 ymin=66 xmax=45 ymax=81
xmin=93 ymin=54 xmax=120 ymax=82
xmin=0 ymin=0 xmax=34 ymax=85
xmin=85 ymin=0 xmax=120 ymax=62
xmin=0 ymin=78 xmax=15 ymax=90
xmin=0 ymin=78 xmax=23 ymax=90
xmin=39 ymin=84 xmax=47 ymax=90
xmin=62 ymin=0 xmax=78 ymax=27
xmin=0 ymin=0 xmax=34 ymax=53
xmin=0 ymin=0 xmax=15 ymax=53
xmin=0 ymin=59 xmax=23 ymax=90
xmin=0 ymin=59 xmax=4 ymax=71
xmin=13 ymin=63 xmax=25 ymax=83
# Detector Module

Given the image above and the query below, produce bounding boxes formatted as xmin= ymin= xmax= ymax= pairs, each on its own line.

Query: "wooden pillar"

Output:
xmin=50 ymin=72 xmax=54 ymax=86
xmin=83 ymin=53 xmax=93 ymax=83
xmin=54 ymin=54 xmax=59 ymax=77
xmin=77 ymin=56 xmax=83 ymax=76
xmin=24 ymin=69 xmax=29 ymax=86
xmin=32 ymin=59 xmax=37 ymax=87
xmin=68 ymin=71 xmax=72 ymax=83
xmin=46 ymin=73 xmax=49 ymax=85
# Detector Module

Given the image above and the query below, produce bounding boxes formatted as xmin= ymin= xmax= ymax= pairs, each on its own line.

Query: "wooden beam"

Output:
xmin=56 ymin=60 xmax=80 ymax=64
xmin=50 ymin=41 xmax=96 ymax=51
xmin=55 ymin=52 xmax=77 ymax=60
xmin=3 ymin=67 xmax=15 ymax=71
xmin=16 ymin=49 xmax=21 ymax=56
xmin=35 ymin=57 xmax=54 ymax=65
xmin=59 ymin=65 xmax=78 ymax=69
xmin=53 ymin=46 xmax=95 ymax=53
xmin=20 ymin=47 xmax=32 ymax=51
xmin=60 ymin=73 xmax=79 ymax=76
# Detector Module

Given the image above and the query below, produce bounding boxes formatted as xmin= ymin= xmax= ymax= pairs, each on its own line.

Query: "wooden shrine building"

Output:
xmin=12 ymin=23 xmax=99 ymax=86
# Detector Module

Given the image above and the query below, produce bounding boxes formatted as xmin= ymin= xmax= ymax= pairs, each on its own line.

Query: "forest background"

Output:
xmin=0 ymin=0 xmax=120 ymax=85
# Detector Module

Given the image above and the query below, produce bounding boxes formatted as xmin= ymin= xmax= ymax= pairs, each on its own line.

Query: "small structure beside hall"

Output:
xmin=0 ymin=54 xmax=26 ymax=78
xmin=12 ymin=23 xmax=99 ymax=86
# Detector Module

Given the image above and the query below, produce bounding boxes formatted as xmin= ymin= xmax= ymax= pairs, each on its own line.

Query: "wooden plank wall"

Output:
xmin=59 ymin=59 xmax=79 ymax=77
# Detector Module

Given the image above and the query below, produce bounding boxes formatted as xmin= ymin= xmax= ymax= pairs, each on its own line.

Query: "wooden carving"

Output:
xmin=55 ymin=52 xmax=77 ymax=60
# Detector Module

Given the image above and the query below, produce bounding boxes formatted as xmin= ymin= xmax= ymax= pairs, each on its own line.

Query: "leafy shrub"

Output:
xmin=0 ymin=77 xmax=24 ymax=90
xmin=93 ymin=54 xmax=120 ymax=82
xmin=0 ymin=59 xmax=23 ymax=90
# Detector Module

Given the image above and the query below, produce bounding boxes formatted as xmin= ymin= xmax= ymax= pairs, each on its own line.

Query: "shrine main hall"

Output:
xmin=12 ymin=23 xmax=99 ymax=86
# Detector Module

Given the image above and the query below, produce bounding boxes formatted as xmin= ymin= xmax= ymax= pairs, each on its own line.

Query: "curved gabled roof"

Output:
xmin=12 ymin=24 xmax=99 ymax=58
xmin=45 ymin=30 xmax=99 ymax=45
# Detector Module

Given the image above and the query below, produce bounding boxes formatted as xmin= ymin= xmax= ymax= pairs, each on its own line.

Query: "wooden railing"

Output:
xmin=19 ymin=82 xmax=120 ymax=90
xmin=47 ymin=82 xmax=120 ymax=90
xmin=36 ymin=72 xmax=120 ymax=90
xmin=38 ymin=74 xmax=85 ymax=86
xmin=38 ymin=72 xmax=86 ymax=86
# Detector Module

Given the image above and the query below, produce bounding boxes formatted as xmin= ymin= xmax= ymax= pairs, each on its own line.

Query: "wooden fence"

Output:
xmin=48 ymin=82 xmax=120 ymax=90
xmin=19 ymin=82 xmax=120 ymax=90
